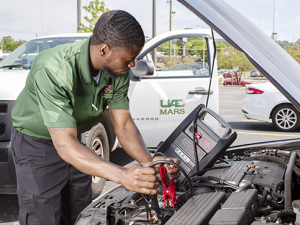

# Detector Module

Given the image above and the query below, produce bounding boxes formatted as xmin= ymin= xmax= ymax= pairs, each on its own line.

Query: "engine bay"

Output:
xmin=75 ymin=106 xmax=300 ymax=225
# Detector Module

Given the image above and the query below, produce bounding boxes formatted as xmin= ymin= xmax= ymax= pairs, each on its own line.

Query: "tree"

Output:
xmin=1 ymin=36 xmax=26 ymax=52
xmin=217 ymin=44 xmax=252 ymax=84
xmin=276 ymin=40 xmax=293 ymax=49
xmin=78 ymin=0 xmax=110 ymax=33
xmin=285 ymin=45 xmax=300 ymax=64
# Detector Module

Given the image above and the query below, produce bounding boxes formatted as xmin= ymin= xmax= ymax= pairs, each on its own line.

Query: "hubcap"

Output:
xmin=275 ymin=108 xmax=297 ymax=130
xmin=91 ymin=137 xmax=104 ymax=184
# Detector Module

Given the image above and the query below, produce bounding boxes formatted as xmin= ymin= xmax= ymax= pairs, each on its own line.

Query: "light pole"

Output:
xmin=196 ymin=25 xmax=206 ymax=69
xmin=41 ymin=0 xmax=43 ymax=36
xmin=152 ymin=0 xmax=157 ymax=67
xmin=271 ymin=0 xmax=277 ymax=41
xmin=169 ymin=0 xmax=172 ymax=61
xmin=77 ymin=0 xmax=81 ymax=33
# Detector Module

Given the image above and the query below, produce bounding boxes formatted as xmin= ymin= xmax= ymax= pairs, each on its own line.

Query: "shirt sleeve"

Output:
xmin=108 ymin=72 xmax=130 ymax=110
xmin=34 ymin=67 xmax=77 ymax=128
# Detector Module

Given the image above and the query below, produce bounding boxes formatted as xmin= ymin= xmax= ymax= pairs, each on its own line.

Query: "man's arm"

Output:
xmin=110 ymin=108 xmax=180 ymax=180
xmin=48 ymin=127 xmax=159 ymax=195
xmin=109 ymin=108 xmax=153 ymax=164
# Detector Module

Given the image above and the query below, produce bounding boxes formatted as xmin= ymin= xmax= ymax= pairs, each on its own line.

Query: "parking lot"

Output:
xmin=1 ymin=85 xmax=300 ymax=224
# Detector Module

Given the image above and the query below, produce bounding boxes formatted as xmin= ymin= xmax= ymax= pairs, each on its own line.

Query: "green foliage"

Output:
xmin=1 ymin=36 xmax=27 ymax=52
xmin=78 ymin=0 xmax=110 ymax=33
xmin=217 ymin=44 xmax=253 ymax=84
xmin=285 ymin=45 xmax=300 ymax=64
xmin=215 ymin=39 xmax=227 ymax=45
xmin=276 ymin=40 xmax=293 ymax=49
xmin=217 ymin=44 xmax=252 ymax=72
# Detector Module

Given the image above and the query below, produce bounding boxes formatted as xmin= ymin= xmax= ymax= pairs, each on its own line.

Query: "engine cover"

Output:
xmin=209 ymin=189 xmax=258 ymax=225
xmin=204 ymin=160 xmax=285 ymax=188
xmin=165 ymin=192 xmax=226 ymax=225
xmin=204 ymin=161 xmax=250 ymax=185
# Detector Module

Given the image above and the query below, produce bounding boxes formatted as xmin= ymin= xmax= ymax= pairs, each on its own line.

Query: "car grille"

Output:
xmin=0 ymin=124 xmax=5 ymax=135
xmin=0 ymin=104 xmax=7 ymax=113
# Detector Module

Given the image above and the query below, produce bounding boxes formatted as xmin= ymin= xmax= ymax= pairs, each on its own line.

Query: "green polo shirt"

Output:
xmin=11 ymin=36 xmax=130 ymax=140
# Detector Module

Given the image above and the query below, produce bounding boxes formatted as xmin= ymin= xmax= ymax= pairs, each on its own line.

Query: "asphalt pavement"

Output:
xmin=2 ymin=85 xmax=300 ymax=224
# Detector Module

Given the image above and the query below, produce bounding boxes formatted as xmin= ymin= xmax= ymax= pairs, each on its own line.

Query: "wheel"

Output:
xmin=272 ymin=104 xmax=300 ymax=132
xmin=85 ymin=123 xmax=110 ymax=198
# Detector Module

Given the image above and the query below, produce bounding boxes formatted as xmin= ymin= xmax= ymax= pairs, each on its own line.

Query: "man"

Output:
xmin=11 ymin=10 xmax=179 ymax=225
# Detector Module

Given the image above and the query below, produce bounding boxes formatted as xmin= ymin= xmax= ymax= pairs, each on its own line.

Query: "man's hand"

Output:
xmin=121 ymin=164 xmax=159 ymax=195
xmin=143 ymin=156 xmax=181 ymax=183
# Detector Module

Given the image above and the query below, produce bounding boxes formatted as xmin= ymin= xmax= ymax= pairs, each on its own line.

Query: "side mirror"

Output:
xmin=130 ymin=60 xmax=154 ymax=78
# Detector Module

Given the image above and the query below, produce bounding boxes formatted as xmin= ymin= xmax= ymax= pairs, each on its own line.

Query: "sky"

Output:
xmin=0 ymin=0 xmax=300 ymax=42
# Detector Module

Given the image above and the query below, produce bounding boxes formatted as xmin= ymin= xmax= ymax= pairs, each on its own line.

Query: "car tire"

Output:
xmin=272 ymin=104 xmax=300 ymax=132
xmin=85 ymin=123 xmax=110 ymax=199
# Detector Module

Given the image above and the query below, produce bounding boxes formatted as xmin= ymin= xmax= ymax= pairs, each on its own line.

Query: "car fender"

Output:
xmin=270 ymin=102 xmax=296 ymax=119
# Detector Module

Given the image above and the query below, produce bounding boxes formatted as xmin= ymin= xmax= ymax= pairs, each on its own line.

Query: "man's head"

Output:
xmin=90 ymin=10 xmax=145 ymax=80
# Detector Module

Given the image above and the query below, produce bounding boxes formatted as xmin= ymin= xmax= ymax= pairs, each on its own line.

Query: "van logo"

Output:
xmin=160 ymin=99 xmax=185 ymax=115
xmin=160 ymin=100 xmax=185 ymax=108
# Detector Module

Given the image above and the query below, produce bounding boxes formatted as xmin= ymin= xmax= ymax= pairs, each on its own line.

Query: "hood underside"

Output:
xmin=178 ymin=0 xmax=300 ymax=111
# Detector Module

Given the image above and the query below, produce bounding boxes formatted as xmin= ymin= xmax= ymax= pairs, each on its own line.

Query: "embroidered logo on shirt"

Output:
xmin=103 ymin=85 xmax=112 ymax=98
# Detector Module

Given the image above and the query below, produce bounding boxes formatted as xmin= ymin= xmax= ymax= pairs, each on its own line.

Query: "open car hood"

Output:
xmin=178 ymin=0 xmax=300 ymax=111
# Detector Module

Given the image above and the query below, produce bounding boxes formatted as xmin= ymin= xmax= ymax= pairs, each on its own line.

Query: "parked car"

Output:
xmin=223 ymin=77 xmax=254 ymax=86
xmin=242 ymin=81 xmax=299 ymax=131
xmin=218 ymin=74 xmax=224 ymax=82
xmin=0 ymin=29 xmax=219 ymax=197
xmin=218 ymin=69 xmax=228 ymax=75
xmin=76 ymin=0 xmax=300 ymax=223
xmin=223 ymin=72 xmax=236 ymax=78
xmin=195 ymin=68 xmax=209 ymax=76
xmin=250 ymin=69 xmax=261 ymax=77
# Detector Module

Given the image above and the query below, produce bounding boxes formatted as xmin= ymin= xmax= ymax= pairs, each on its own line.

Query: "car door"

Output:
xmin=128 ymin=30 xmax=219 ymax=148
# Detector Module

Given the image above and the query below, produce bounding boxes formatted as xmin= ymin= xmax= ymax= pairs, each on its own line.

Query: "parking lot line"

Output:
xmin=237 ymin=131 xmax=300 ymax=137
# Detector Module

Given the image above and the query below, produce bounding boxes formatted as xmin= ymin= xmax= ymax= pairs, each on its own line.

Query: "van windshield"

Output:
xmin=0 ymin=36 xmax=89 ymax=69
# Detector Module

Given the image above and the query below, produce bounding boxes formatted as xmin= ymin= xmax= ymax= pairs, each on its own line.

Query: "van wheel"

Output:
xmin=86 ymin=123 xmax=110 ymax=199
xmin=272 ymin=104 xmax=299 ymax=132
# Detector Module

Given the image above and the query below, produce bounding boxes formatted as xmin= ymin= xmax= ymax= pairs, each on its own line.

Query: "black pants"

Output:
xmin=11 ymin=127 xmax=92 ymax=225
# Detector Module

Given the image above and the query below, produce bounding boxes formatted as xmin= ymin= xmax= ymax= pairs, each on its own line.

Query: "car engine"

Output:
xmin=75 ymin=106 xmax=300 ymax=225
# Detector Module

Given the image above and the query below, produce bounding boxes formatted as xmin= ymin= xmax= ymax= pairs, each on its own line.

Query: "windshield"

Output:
xmin=0 ymin=36 xmax=88 ymax=69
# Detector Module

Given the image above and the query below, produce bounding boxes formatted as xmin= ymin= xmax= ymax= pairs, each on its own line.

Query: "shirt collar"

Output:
xmin=77 ymin=37 xmax=119 ymax=84
xmin=78 ymin=36 xmax=93 ymax=84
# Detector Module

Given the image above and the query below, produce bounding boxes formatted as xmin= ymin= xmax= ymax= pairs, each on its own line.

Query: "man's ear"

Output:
xmin=99 ymin=44 xmax=110 ymax=56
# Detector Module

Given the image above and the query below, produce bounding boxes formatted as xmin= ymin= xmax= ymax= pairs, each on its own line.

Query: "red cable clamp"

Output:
xmin=158 ymin=164 xmax=180 ymax=207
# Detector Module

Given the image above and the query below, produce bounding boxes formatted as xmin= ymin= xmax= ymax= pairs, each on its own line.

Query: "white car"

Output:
xmin=242 ymin=81 xmax=299 ymax=131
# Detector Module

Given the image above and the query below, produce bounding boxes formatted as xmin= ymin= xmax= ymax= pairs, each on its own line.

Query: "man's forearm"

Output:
xmin=48 ymin=127 xmax=159 ymax=195
xmin=53 ymin=134 xmax=125 ymax=184
xmin=114 ymin=120 xmax=152 ymax=164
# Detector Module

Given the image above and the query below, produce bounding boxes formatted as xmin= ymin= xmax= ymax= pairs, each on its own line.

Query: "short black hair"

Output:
xmin=91 ymin=10 xmax=145 ymax=49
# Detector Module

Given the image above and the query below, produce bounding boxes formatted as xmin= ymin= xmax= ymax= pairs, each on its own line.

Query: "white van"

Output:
xmin=0 ymin=29 xmax=218 ymax=197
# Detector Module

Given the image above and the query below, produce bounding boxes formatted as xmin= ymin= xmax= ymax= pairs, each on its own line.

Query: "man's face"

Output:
xmin=103 ymin=45 xmax=142 ymax=80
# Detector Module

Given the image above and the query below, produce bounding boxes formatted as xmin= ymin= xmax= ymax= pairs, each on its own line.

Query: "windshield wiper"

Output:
xmin=0 ymin=64 xmax=31 ymax=69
